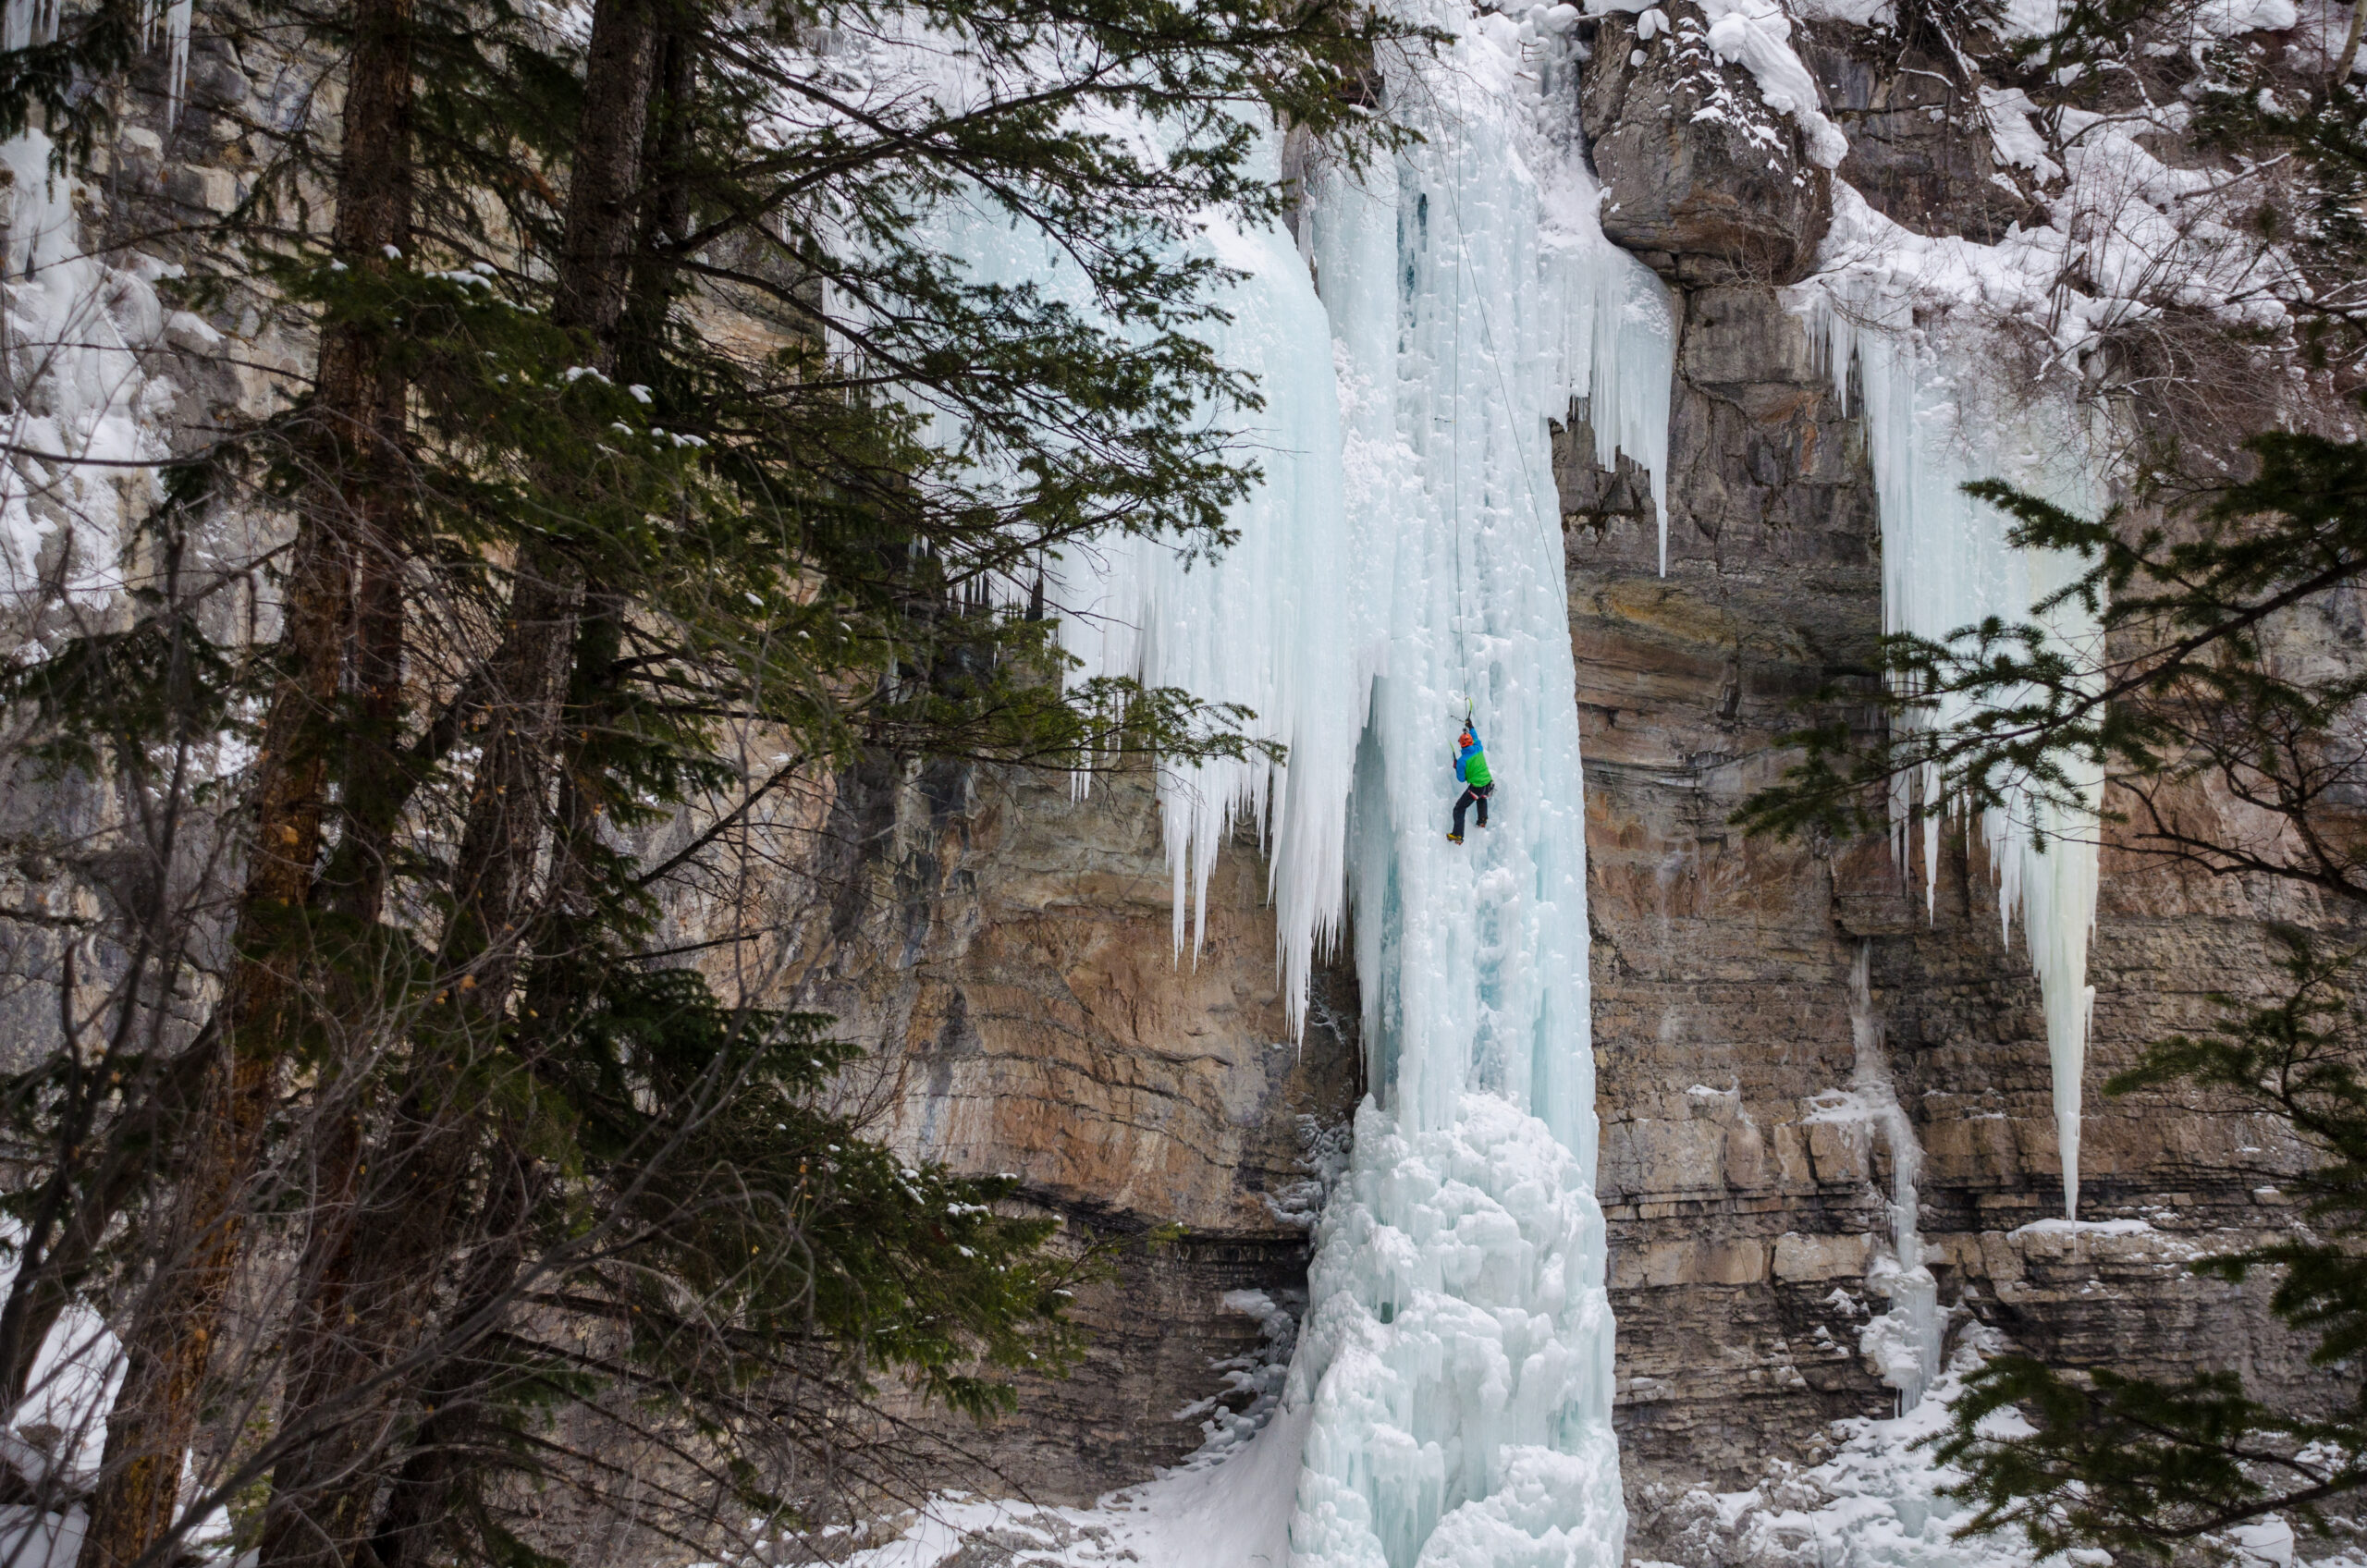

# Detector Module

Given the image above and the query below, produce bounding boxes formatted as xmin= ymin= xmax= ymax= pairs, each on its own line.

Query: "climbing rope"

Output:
xmin=1450 ymin=135 xmax=1474 ymax=716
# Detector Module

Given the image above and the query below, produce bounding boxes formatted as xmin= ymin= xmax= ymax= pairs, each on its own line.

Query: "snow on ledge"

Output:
xmin=2007 ymin=1217 xmax=2154 ymax=1238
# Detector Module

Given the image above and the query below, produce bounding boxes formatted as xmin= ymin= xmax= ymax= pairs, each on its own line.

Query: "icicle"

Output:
xmin=3 ymin=0 xmax=56 ymax=52
xmin=1547 ymin=190 xmax=1674 ymax=572
xmin=1791 ymin=207 xmax=2103 ymax=1220
xmin=914 ymin=125 xmax=1357 ymax=1037
xmin=164 ymin=0 xmax=193 ymax=128
xmin=131 ymin=0 xmax=195 ymax=125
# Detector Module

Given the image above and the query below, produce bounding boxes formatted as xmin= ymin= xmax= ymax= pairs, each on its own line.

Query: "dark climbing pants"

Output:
xmin=1453 ymin=784 xmax=1493 ymax=836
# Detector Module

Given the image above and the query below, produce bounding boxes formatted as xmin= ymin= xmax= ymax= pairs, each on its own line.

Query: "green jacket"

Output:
xmin=1455 ymin=730 xmax=1492 ymax=790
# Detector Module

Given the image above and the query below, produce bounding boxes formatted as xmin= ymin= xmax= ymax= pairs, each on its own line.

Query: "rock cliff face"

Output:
xmin=21 ymin=0 xmax=2337 ymax=1550
xmin=1564 ymin=25 xmax=2338 ymax=1550
xmin=1557 ymin=284 xmax=2330 ymax=1551
xmin=1581 ymin=6 xmax=1832 ymax=284
xmin=802 ymin=16 xmax=2348 ymax=1550
xmin=789 ymin=760 xmax=1361 ymax=1500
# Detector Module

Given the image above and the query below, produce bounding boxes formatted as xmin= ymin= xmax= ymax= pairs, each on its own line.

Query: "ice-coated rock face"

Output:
xmin=819 ymin=2 xmax=2336 ymax=1556
xmin=1562 ymin=227 xmax=2334 ymax=1568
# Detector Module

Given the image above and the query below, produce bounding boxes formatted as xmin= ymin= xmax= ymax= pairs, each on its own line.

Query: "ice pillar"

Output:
xmin=1281 ymin=6 xmax=1670 ymax=1564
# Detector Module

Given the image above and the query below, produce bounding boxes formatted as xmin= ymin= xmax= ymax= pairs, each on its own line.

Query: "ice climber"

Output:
xmin=1449 ymin=723 xmax=1493 ymax=844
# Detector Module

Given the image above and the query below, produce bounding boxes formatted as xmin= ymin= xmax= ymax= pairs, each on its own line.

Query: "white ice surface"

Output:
xmin=844 ymin=1336 xmax=2063 ymax=1568
xmin=0 ymin=126 xmax=174 ymax=627
xmin=1787 ymin=185 xmax=2105 ymax=1220
xmin=1689 ymin=0 xmax=1850 ymax=165
xmin=1279 ymin=6 xmax=1667 ymax=1559
xmin=1792 ymin=0 xmax=1895 ymax=26
xmin=0 ymin=0 xmax=196 ymax=634
xmin=2007 ymin=1217 xmax=2154 ymax=1239
xmin=0 ymin=1224 xmax=129 ymax=1568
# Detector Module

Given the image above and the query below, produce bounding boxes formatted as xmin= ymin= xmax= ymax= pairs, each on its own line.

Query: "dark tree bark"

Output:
xmin=251 ymin=7 xmax=671 ymax=1562
xmin=74 ymin=0 xmax=418 ymax=1560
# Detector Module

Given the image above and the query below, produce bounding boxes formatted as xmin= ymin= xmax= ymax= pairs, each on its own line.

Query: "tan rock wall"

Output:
xmin=788 ymin=758 xmax=1360 ymax=1502
xmin=1561 ymin=281 xmax=2336 ymax=1557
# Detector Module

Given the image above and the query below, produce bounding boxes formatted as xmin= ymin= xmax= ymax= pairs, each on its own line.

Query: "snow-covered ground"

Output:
xmin=1639 ymin=1332 xmax=2046 ymax=1568
xmin=844 ymin=1329 xmax=2342 ymax=1568
xmin=839 ymin=1402 xmax=1313 ymax=1568
xmin=839 ymin=1331 xmax=2002 ymax=1568
xmin=0 ymin=1226 xmax=132 ymax=1568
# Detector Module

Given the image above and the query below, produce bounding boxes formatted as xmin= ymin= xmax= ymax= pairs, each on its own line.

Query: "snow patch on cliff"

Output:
xmin=0 ymin=129 xmax=175 ymax=624
xmin=1586 ymin=0 xmax=1849 ymax=165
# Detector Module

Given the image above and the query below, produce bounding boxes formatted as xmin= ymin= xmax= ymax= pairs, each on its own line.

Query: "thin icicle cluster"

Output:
xmin=1 ymin=0 xmax=193 ymax=121
xmin=153 ymin=0 xmax=195 ymax=126
xmin=1532 ymin=33 xmax=1675 ymax=574
xmin=1045 ymin=153 xmax=1361 ymax=1033
xmin=1788 ymin=188 xmax=2103 ymax=1219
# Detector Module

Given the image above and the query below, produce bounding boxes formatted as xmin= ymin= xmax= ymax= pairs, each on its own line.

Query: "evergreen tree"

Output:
xmin=0 ymin=0 xmax=1416 ymax=1559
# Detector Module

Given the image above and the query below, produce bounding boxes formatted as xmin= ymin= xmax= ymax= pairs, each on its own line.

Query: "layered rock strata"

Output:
xmin=788 ymin=761 xmax=1361 ymax=1500
xmin=1559 ymin=288 xmax=2333 ymax=1544
xmin=1565 ymin=18 xmax=2342 ymax=1552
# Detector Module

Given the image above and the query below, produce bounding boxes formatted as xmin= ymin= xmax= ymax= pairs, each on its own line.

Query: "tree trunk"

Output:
xmin=435 ymin=0 xmax=660 ymax=990
xmin=243 ymin=393 xmax=419 ymax=1568
xmin=253 ymin=6 xmax=668 ymax=1562
xmin=74 ymin=0 xmax=417 ymax=1561
xmin=359 ymin=1151 xmax=542 ymax=1568
xmin=254 ymin=1096 xmax=469 ymax=1568
xmin=553 ymin=0 xmax=667 ymax=349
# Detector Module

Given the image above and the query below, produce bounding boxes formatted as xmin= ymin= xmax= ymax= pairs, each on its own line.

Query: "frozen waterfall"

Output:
xmin=1007 ymin=2 xmax=1674 ymax=1562
xmin=1281 ymin=15 xmax=1663 ymax=1564
xmin=1791 ymin=202 xmax=2104 ymax=1220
